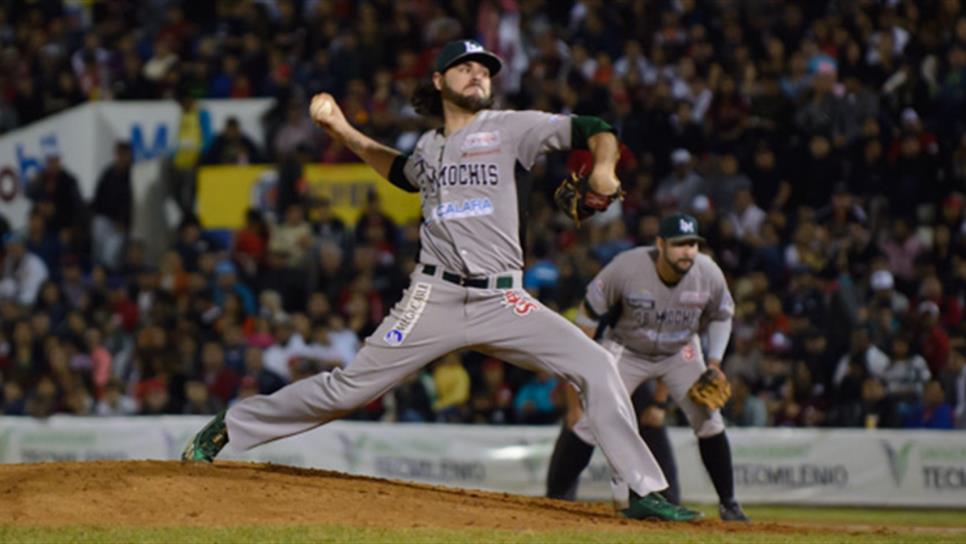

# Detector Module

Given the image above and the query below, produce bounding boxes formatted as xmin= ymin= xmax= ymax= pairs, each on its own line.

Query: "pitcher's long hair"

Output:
xmin=411 ymin=80 xmax=443 ymax=117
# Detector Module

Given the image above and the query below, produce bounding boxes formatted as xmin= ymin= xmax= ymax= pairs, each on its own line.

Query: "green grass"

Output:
xmin=2 ymin=505 xmax=964 ymax=544
xmin=726 ymin=504 xmax=966 ymax=528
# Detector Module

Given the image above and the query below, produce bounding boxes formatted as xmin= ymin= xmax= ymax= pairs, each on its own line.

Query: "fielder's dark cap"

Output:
xmin=658 ymin=213 xmax=705 ymax=242
xmin=434 ymin=39 xmax=503 ymax=76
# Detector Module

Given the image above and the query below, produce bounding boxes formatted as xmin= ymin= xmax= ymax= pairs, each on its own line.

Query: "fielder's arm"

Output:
xmin=702 ymin=260 xmax=735 ymax=377
xmin=574 ymin=300 xmax=602 ymax=339
xmin=704 ymin=319 xmax=732 ymax=378
xmin=309 ymin=93 xmax=400 ymax=183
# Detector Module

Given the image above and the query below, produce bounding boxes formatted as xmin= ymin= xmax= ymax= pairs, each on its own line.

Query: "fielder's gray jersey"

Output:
xmin=585 ymin=247 xmax=734 ymax=360
xmin=399 ymin=110 xmax=571 ymax=275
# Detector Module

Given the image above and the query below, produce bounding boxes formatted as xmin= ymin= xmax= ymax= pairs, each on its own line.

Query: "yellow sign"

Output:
xmin=196 ymin=164 xmax=422 ymax=229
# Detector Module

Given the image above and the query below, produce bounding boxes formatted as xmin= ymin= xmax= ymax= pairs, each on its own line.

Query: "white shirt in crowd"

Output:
xmin=263 ymin=331 xmax=360 ymax=382
xmin=730 ymin=204 xmax=767 ymax=240
xmin=882 ymin=355 xmax=931 ymax=396
xmin=0 ymin=250 xmax=49 ymax=306
xmin=833 ymin=345 xmax=890 ymax=387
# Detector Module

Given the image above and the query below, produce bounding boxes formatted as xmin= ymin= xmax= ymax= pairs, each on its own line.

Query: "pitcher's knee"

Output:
xmin=325 ymin=394 xmax=364 ymax=413
xmin=315 ymin=371 xmax=378 ymax=413
xmin=581 ymin=371 xmax=624 ymax=401
xmin=694 ymin=412 xmax=725 ymax=438
xmin=573 ymin=351 xmax=619 ymax=387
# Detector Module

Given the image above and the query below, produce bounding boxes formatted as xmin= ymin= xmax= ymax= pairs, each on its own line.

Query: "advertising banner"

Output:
xmin=196 ymin=164 xmax=422 ymax=228
xmin=0 ymin=99 xmax=273 ymax=229
xmin=1 ymin=417 xmax=963 ymax=507
xmin=0 ymin=106 xmax=99 ymax=229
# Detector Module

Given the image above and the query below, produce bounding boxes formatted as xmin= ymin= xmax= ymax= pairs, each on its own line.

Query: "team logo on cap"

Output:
xmin=464 ymin=41 xmax=484 ymax=53
xmin=679 ymin=218 xmax=695 ymax=233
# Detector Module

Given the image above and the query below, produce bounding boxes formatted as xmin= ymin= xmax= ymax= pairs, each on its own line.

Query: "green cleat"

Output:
xmin=181 ymin=410 xmax=229 ymax=463
xmin=620 ymin=492 xmax=704 ymax=522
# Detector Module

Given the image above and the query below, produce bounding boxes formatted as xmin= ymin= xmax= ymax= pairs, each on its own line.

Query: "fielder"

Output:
xmin=545 ymin=213 xmax=749 ymax=521
xmin=182 ymin=39 xmax=701 ymax=522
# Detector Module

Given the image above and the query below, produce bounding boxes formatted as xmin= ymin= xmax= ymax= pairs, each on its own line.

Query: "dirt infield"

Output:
xmin=0 ymin=460 xmax=826 ymax=534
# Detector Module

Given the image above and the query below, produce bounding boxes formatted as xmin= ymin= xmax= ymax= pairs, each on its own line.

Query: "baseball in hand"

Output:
xmin=312 ymin=98 xmax=333 ymax=119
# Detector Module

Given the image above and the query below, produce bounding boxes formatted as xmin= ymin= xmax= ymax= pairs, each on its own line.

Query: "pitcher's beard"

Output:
xmin=441 ymin=83 xmax=493 ymax=112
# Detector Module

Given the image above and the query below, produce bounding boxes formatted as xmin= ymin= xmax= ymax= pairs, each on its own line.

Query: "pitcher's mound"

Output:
xmin=0 ymin=460 xmax=788 ymax=533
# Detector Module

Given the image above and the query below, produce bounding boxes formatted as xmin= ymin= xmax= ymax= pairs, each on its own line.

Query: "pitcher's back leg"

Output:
xmin=226 ymin=278 xmax=466 ymax=452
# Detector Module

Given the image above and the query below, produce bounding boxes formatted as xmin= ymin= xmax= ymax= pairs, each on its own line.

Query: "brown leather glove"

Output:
xmin=553 ymin=172 xmax=623 ymax=227
xmin=687 ymin=369 xmax=732 ymax=411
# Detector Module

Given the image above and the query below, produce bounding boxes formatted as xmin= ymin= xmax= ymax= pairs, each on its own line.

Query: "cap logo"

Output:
xmin=464 ymin=41 xmax=484 ymax=53
xmin=679 ymin=219 xmax=695 ymax=233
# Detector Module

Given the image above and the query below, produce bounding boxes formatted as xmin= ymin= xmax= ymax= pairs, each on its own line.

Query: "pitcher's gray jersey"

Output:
xmin=585 ymin=247 xmax=734 ymax=360
xmin=397 ymin=110 xmax=571 ymax=276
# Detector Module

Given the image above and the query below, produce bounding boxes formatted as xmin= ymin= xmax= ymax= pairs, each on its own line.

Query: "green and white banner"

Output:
xmin=0 ymin=417 xmax=963 ymax=507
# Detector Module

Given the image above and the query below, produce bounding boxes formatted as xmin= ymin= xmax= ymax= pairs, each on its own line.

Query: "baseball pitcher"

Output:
xmin=182 ymin=39 xmax=702 ymax=522
xmin=545 ymin=213 xmax=749 ymax=521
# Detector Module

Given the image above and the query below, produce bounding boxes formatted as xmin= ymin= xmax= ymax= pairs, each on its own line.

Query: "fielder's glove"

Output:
xmin=553 ymin=172 xmax=623 ymax=226
xmin=687 ymin=369 xmax=732 ymax=411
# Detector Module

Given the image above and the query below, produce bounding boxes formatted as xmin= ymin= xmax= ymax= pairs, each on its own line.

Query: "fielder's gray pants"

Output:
xmin=573 ymin=336 xmax=726 ymax=443
xmin=572 ymin=335 xmax=726 ymax=502
xmin=227 ymin=268 xmax=668 ymax=496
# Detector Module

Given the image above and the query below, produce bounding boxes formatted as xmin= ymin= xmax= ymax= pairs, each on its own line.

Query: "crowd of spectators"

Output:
xmin=1 ymin=1 xmax=965 ymax=430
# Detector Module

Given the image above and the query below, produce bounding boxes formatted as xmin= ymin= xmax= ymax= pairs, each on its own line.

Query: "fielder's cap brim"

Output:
xmin=663 ymin=234 xmax=705 ymax=243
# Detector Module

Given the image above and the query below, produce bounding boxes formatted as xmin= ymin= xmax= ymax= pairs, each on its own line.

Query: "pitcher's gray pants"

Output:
xmin=227 ymin=269 xmax=669 ymax=496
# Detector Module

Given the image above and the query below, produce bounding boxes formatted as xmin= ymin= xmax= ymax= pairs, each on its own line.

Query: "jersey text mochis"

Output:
xmin=628 ymin=307 xmax=701 ymax=328
xmin=433 ymin=163 xmax=500 ymax=189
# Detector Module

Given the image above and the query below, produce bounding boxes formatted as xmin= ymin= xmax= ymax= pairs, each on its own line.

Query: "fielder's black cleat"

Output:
xmin=719 ymin=499 xmax=750 ymax=521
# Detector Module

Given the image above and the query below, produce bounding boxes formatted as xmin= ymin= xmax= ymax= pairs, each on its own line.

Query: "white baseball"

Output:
xmin=313 ymin=98 xmax=333 ymax=118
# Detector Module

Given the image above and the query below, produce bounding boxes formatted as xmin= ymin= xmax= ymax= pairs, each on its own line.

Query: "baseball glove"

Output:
xmin=687 ymin=369 xmax=732 ymax=411
xmin=553 ymin=172 xmax=623 ymax=226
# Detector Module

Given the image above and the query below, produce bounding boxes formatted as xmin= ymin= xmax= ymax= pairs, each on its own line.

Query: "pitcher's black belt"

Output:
xmin=420 ymin=265 xmax=514 ymax=289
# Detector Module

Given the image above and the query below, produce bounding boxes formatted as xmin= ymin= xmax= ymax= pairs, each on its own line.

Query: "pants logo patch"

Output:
xmin=384 ymin=329 xmax=404 ymax=345
xmin=502 ymin=290 xmax=538 ymax=317
xmin=384 ymin=282 xmax=432 ymax=345
xmin=682 ymin=344 xmax=696 ymax=361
